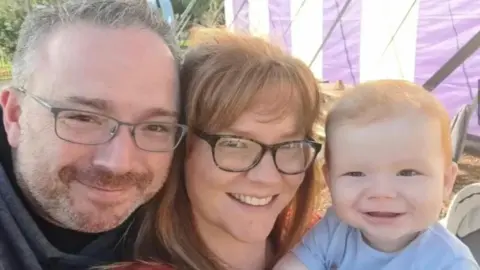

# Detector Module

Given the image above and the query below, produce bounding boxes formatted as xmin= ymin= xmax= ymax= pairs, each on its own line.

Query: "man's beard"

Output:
xmin=14 ymin=155 xmax=154 ymax=232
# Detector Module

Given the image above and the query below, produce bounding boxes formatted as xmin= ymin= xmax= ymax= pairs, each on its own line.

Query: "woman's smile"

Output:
xmin=228 ymin=193 xmax=279 ymax=207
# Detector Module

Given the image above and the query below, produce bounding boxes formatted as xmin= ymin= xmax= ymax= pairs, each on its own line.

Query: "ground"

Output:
xmin=317 ymin=152 xmax=480 ymax=217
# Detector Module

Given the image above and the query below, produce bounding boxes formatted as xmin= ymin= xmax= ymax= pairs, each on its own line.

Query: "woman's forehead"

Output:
xmin=211 ymin=101 xmax=309 ymax=139
xmin=213 ymin=108 xmax=304 ymax=142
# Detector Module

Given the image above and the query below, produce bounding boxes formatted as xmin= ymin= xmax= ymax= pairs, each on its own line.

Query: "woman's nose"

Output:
xmin=246 ymin=152 xmax=283 ymax=184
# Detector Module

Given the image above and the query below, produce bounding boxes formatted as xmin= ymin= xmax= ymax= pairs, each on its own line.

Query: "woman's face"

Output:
xmin=185 ymin=107 xmax=307 ymax=244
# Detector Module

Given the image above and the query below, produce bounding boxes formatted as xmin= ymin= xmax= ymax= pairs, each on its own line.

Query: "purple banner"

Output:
xmin=322 ymin=0 xmax=362 ymax=84
xmin=231 ymin=0 xmax=249 ymax=32
xmin=415 ymin=0 xmax=480 ymax=135
xmin=268 ymin=0 xmax=292 ymax=52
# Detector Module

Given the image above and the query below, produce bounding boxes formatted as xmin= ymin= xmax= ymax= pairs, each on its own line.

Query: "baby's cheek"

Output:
xmin=331 ymin=181 xmax=362 ymax=202
xmin=400 ymin=180 xmax=443 ymax=205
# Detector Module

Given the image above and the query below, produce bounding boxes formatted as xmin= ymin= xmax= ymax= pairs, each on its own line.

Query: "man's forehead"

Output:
xmin=31 ymin=23 xmax=178 ymax=117
xmin=35 ymin=23 xmax=176 ymax=86
xmin=45 ymin=22 xmax=174 ymax=59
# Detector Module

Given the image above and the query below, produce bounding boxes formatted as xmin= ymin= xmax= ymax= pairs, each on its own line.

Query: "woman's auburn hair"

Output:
xmin=131 ymin=27 xmax=326 ymax=270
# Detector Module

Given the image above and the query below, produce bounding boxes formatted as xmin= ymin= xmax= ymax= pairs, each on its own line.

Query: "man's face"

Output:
xmin=1 ymin=23 xmax=178 ymax=233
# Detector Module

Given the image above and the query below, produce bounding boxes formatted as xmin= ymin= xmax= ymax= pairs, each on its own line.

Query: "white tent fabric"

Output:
xmin=225 ymin=0 xmax=479 ymax=135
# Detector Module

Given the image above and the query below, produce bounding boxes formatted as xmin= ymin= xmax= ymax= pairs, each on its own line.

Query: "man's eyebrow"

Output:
xmin=65 ymin=96 xmax=109 ymax=111
xmin=65 ymin=96 xmax=178 ymax=119
xmin=139 ymin=108 xmax=178 ymax=119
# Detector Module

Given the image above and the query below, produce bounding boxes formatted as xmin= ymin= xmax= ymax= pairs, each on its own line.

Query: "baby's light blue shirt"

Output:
xmin=293 ymin=207 xmax=479 ymax=270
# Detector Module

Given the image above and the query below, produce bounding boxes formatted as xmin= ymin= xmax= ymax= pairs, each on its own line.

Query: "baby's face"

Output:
xmin=326 ymin=114 xmax=457 ymax=252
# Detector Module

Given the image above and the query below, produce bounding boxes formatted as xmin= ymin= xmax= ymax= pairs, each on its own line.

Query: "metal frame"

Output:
xmin=308 ymin=0 xmax=353 ymax=67
xmin=423 ymin=30 xmax=480 ymax=92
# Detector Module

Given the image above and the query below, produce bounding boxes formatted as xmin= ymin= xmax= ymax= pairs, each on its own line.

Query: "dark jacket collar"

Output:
xmin=0 ymin=108 xmax=14 ymax=181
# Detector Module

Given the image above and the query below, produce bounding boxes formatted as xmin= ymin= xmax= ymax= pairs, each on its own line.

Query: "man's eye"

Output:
xmin=144 ymin=124 xmax=170 ymax=133
xmin=60 ymin=112 xmax=105 ymax=125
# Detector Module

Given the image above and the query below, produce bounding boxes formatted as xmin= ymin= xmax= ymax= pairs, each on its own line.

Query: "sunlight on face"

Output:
xmin=185 ymin=109 xmax=306 ymax=246
xmin=12 ymin=24 xmax=177 ymax=233
xmin=326 ymin=114 xmax=455 ymax=251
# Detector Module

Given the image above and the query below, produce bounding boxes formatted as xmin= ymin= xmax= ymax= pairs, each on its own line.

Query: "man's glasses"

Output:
xmin=195 ymin=130 xmax=322 ymax=175
xmin=16 ymin=87 xmax=187 ymax=152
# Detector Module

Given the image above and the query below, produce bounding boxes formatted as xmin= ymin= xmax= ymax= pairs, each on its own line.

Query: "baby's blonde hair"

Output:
xmin=324 ymin=80 xmax=452 ymax=165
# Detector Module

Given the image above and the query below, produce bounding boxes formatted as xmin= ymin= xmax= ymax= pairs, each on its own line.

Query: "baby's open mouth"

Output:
xmin=365 ymin=212 xmax=404 ymax=218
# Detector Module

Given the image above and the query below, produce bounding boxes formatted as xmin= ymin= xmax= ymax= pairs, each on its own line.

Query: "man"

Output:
xmin=0 ymin=0 xmax=184 ymax=269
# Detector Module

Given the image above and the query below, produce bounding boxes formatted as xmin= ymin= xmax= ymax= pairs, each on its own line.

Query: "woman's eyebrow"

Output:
xmin=225 ymin=127 xmax=302 ymax=140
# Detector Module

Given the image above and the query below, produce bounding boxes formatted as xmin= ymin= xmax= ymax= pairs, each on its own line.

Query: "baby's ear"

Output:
xmin=443 ymin=162 xmax=459 ymax=200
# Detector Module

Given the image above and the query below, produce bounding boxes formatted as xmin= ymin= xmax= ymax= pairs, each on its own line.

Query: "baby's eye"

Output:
xmin=397 ymin=169 xmax=420 ymax=176
xmin=345 ymin=171 xmax=365 ymax=177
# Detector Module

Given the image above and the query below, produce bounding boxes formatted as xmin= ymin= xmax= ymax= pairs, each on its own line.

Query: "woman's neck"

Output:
xmin=195 ymin=217 xmax=271 ymax=270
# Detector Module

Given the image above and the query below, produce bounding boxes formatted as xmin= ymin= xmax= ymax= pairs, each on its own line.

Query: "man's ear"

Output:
xmin=322 ymin=163 xmax=331 ymax=190
xmin=1 ymin=88 xmax=22 ymax=148
xmin=443 ymin=161 xmax=459 ymax=201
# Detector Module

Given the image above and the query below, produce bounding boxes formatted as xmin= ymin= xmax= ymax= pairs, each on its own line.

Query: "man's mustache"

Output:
xmin=58 ymin=165 xmax=153 ymax=190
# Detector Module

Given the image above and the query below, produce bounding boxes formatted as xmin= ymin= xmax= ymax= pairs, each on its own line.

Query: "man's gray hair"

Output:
xmin=12 ymin=0 xmax=180 ymax=87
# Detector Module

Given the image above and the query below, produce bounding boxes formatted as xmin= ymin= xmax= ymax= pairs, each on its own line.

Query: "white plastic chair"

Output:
xmin=444 ymin=101 xmax=480 ymax=262
xmin=444 ymin=183 xmax=480 ymax=262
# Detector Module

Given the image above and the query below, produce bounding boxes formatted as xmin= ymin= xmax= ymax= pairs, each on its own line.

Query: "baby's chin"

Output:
xmin=360 ymin=226 xmax=421 ymax=252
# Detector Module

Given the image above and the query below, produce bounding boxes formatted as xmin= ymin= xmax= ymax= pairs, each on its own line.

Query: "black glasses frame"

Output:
xmin=195 ymin=129 xmax=322 ymax=175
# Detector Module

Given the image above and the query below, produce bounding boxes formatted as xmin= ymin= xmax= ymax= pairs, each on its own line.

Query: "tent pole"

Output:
xmin=423 ymin=30 xmax=480 ymax=91
xmin=308 ymin=0 xmax=353 ymax=67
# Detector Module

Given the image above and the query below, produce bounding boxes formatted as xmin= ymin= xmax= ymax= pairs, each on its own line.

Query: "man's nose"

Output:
xmin=92 ymin=126 xmax=139 ymax=174
xmin=246 ymin=152 xmax=283 ymax=184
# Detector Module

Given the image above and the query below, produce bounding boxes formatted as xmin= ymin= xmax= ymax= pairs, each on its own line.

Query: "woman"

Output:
xmin=124 ymin=28 xmax=325 ymax=270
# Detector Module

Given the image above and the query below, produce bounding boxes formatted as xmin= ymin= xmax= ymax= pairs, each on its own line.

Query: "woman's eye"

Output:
xmin=397 ymin=169 xmax=420 ymax=176
xmin=218 ymin=139 xmax=248 ymax=148
xmin=280 ymin=142 xmax=303 ymax=149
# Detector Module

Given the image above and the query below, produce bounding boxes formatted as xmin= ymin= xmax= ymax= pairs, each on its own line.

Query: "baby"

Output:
xmin=274 ymin=80 xmax=479 ymax=269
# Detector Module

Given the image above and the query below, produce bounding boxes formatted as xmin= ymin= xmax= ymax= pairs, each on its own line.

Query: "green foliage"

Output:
xmin=0 ymin=0 xmax=58 ymax=61
xmin=173 ymin=0 xmax=224 ymax=26
xmin=0 ymin=61 xmax=12 ymax=81
xmin=0 ymin=1 xmax=25 ymax=61
xmin=0 ymin=0 xmax=224 ymax=61
xmin=173 ymin=0 xmax=224 ymax=44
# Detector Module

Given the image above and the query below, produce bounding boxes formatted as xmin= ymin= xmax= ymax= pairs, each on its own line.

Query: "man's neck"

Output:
xmin=195 ymin=217 xmax=270 ymax=270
